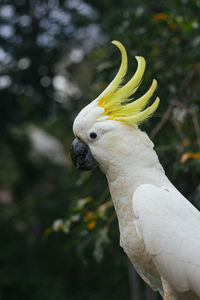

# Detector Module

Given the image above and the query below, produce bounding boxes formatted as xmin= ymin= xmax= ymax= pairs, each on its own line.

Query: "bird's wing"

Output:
xmin=132 ymin=184 xmax=200 ymax=296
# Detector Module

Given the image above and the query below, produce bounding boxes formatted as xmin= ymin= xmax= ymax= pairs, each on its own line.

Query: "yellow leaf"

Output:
xmin=168 ymin=21 xmax=178 ymax=31
xmin=151 ymin=13 xmax=167 ymax=23
xmin=87 ymin=221 xmax=96 ymax=230
xmin=180 ymin=152 xmax=200 ymax=163
xmin=84 ymin=211 xmax=95 ymax=222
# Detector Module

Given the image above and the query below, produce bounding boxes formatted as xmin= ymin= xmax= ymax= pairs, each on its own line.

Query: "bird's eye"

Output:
xmin=90 ymin=132 xmax=97 ymax=139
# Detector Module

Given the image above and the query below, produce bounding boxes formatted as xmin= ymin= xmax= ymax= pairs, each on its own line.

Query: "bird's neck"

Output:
xmin=104 ymin=128 xmax=173 ymax=228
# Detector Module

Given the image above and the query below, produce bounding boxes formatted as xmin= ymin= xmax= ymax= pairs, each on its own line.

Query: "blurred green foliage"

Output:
xmin=0 ymin=0 xmax=200 ymax=299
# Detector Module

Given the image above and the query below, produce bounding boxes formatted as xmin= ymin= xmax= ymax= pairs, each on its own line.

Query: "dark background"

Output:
xmin=1 ymin=0 xmax=200 ymax=299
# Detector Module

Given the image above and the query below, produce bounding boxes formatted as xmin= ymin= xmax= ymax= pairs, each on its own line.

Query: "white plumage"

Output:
xmin=133 ymin=184 xmax=200 ymax=298
xmin=71 ymin=41 xmax=200 ymax=299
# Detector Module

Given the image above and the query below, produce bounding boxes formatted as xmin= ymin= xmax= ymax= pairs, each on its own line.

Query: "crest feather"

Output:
xmin=97 ymin=41 xmax=159 ymax=126
xmin=98 ymin=40 xmax=127 ymax=106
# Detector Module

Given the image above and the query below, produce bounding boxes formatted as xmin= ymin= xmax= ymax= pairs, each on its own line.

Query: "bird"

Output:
xmin=70 ymin=40 xmax=200 ymax=300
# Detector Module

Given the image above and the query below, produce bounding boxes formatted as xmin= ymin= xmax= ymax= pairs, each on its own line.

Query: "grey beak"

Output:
xmin=70 ymin=137 xmax=97 ymax=171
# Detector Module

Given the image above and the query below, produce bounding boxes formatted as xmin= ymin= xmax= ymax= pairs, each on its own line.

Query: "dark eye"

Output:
xmin=90 ymin=132 xmax=97 ymax=139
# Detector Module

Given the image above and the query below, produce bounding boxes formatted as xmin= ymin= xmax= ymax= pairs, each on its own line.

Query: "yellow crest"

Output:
xmin=98 ymin=41 xmax=159 ymax=125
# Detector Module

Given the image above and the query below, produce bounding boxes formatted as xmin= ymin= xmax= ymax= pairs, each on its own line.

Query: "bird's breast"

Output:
xmin=120 ymin=223 xmax=163 ymax=293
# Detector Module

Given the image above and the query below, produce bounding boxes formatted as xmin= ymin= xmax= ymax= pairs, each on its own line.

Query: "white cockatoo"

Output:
xmin=71 ymin=41 xmax=200 ymax=299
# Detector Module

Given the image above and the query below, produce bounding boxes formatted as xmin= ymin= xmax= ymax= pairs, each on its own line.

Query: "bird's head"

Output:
xmin=71 ymin=41 xmax=159 ymax=173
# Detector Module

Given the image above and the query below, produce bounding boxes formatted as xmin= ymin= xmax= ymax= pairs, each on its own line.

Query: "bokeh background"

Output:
xmin=1 ymin=0 xmax=200 ymax=299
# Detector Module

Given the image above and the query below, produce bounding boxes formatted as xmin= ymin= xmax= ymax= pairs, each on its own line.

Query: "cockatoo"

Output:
xmin=71 ymin=41 xmax=200 ymax=300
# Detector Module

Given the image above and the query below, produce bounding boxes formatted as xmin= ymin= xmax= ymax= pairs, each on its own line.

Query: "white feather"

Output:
xmin=133 ymin=184 xmax=200 ymax=296
xmin=73 ymin=92 xmax=200 ymax=298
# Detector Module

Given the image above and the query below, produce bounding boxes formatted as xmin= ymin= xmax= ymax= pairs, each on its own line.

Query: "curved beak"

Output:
xmin=70 ymin=137 xmax=97 ymax=171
